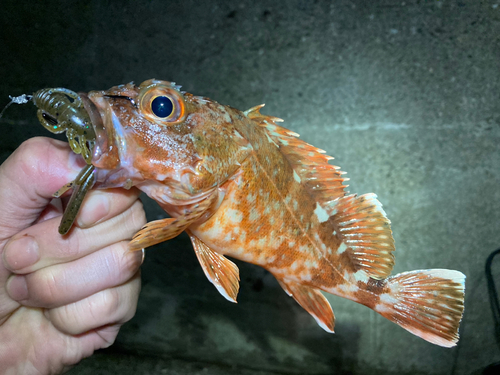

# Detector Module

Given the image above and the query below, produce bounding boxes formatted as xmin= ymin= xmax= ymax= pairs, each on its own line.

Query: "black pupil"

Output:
xmin=151 ymin=96 xmax=173 ymax=118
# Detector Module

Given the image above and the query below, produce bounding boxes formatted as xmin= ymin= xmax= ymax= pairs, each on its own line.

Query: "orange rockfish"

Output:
xmin=34 ymin=79 xmax=465 ymax=347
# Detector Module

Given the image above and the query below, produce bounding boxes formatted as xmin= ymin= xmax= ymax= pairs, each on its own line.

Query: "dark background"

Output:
xmin=1 ymin=1 xmax=499 ymax=374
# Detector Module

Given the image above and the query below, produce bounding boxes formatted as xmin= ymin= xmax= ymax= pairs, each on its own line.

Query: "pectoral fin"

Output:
xmin=129 ymin=190 xmax=217 ymax=251
xmin=279 ymin=280 xmax=335 ymax=333
xmin=189 ymin=232 xmax=240 ymax=303
xmin=128 ymin=218 xmax=177 ymax=250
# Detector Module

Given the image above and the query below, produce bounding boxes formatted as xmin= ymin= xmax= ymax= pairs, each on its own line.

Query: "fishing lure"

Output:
xmin=32 ymin=88 xmax=97 ymax=234
xmin=1 ymin=89 xmax=97 ymax=234
xmin=32 ymin=88 xmax=96 ymax=164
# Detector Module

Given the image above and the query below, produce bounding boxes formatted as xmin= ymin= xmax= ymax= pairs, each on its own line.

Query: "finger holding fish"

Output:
xmin=2 ymin=191 xmax=145 ymax=275
xmin=3 ymin=192 xmax=145 ymax=309
xmin=0 ymin=135 xmax=147 ymax=374
xmin=44 ymin=270 xmax=141 ymax=336
xmin=5 ymin=239 xmax=143 ymax=309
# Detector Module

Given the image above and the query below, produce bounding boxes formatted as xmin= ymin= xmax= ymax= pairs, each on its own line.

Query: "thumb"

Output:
xmin=0 ymin=137 xmax=85 ymax=243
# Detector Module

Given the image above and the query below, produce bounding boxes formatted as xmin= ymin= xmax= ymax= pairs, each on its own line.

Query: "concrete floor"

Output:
xmin=1 ymin=0 xmax=500 ymax=374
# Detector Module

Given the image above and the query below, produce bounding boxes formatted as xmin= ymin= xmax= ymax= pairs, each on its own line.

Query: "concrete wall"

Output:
xmin=1 ymin=1 xmax=499 ymax=374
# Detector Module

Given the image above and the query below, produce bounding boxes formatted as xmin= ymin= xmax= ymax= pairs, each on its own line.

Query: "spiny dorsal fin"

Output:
xmin=244 ymin=104 xmax=284 ymax=124
xmin=246 ymin=107 xmax=395 ymax=280
xmin=245 ymin=106 xmax=349 ymax=209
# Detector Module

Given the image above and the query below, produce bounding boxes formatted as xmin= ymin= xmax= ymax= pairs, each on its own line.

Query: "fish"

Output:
xmin=32 ymin=79 xmax=465 ymax=347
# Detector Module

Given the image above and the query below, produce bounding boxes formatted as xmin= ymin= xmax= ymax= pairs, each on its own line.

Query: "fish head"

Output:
xmin=82 ymin=79 xmax=251 ymax=201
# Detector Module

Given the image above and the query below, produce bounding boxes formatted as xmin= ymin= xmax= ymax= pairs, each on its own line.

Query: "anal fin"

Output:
xmin=279 ymin=279 xmax=335 ymax=333
xmin=189 ymin=232 xmax=240 ymax=303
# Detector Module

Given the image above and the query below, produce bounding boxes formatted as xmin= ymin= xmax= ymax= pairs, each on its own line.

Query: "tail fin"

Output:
xmin=373 ymin=269 xmax=465 ymax=347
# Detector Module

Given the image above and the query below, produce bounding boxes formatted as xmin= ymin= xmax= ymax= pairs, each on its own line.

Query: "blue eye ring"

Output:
xmin=151 ymin=96 xmax=174 ymax=118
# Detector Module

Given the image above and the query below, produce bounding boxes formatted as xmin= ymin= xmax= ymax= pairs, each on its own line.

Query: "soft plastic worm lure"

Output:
xmin=1 ymin=89 xmax=97 ymax=235
xmin=30 ymin=88 xmax=97 ymax=235
xmin=51 ymin=162 xmax=95 ymax=234
xmin=31 ymin=88 xmax=96 ymax=163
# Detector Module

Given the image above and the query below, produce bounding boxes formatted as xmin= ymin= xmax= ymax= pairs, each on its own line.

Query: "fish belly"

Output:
xmin=191 ymin=152 xmax=352 ymax=291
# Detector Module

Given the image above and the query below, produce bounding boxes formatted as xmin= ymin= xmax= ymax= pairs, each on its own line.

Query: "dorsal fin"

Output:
xmin=246 ymin=104 xmax=349 ymax=208
xmin=244 ymin=104 xmax=285 ymax=125
xmin=246 ymin=106 xmax=396 ymax=279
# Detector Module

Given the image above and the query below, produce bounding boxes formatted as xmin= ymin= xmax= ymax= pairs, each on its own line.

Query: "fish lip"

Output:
xmin=79 ymin=92 xmax=107 ymax=162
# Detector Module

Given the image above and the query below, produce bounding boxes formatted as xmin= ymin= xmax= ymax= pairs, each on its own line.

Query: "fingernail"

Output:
xmin=3 ymin=235 xmax=40 ymax=271
xmin=77 ymin=192 xmax=110 ymax=228
xmin=6 ymin=275 xmax=28 ymax=301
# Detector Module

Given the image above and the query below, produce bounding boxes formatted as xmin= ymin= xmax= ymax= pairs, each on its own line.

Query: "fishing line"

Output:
xmin=0 ymin=94 xmax=32 ymax=120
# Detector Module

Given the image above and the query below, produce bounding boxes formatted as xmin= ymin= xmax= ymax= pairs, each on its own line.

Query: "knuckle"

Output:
xmin=54 ymin=234 xmax=83 ymax=261
xmin=14 ymin=139 xmax=47 ymax=175
xmin=113 ymin=241 xmax=140 ymax=275
xmin=47 ymin=303 xmax=77 ymax=334
xmin=30 ymin=268 xmax=64 ymax=307
xmin=66 ymin=232 xmax=85 ymax=258
xmin=16 ymin=138 xmax=64 ymax=172
xmin=120 ymin=200 xmax=147 ymax=238
xmin=16 ymin=137 xmax=47 ymax=158
xmin=100 ymin=288 xmax=122 ymax=318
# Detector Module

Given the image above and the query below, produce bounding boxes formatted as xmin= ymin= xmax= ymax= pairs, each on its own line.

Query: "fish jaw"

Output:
xmin=89 ymin=94 xmax=144 ymax=189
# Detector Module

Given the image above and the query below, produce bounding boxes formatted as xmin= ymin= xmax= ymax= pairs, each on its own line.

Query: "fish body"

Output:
xmin=36 ymin=79 xmax=465 ymax=347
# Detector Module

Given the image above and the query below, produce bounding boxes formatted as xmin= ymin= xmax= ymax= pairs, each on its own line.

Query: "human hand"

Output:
xmin=0 ymin=137 xmax=146 ymax=374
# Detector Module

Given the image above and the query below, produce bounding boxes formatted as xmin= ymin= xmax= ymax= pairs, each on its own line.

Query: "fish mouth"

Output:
xmin=79 ymin=92 xmax=120 ymax=169
xmin=79 ymin=93 xmax=105 ymax=157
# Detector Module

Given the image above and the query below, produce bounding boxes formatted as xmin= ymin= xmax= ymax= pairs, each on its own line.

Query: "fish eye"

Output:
xmin=151 ymin=96 xmax=174 ymax=118
xmin=138 ymin=81 xmax=186 ymax=125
